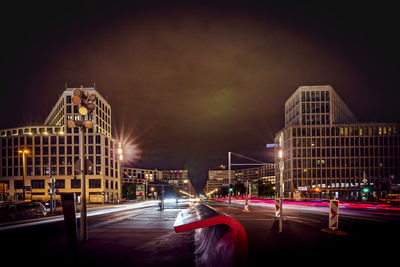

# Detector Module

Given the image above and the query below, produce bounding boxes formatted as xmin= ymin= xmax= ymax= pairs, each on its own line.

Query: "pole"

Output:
xmin=228 ymin=152 xmax=231 ymax=208
xmin=80 ymin=126 xmax=88 ymax=241
xmin=244 ymin=178 xmax=249 ymax=211
xmin=161 ymin=185 xmax=165 ymax=211
xmin=50 ymin=181 xmax=53 ymax=213
xmin=279 ymin=167 xmax=283 ymax=232
xmin=277 ymin=145 xmax=284 ymax=233
xmin=22 ymin=151 xmax=26 ymax=201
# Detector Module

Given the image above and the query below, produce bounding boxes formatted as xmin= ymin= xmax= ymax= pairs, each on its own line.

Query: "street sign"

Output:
xmin=266 ymin=143 xmax=280 ymax=148
xmin=329 ymin=199 xmax=339 ymax=230
xmin=298 ymin=186 xmax=308 ymax=191
xmin=136 ymin=184 xmax=145 ymax=199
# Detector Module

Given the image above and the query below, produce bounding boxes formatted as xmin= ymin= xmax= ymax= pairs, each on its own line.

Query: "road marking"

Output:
xmin=237 ymin=218 xmax=277 ymax=221
xmin=286 ymin=216 xmax=320 ymax=223
xmin=313 ymin=212 xmax=386 ymax=222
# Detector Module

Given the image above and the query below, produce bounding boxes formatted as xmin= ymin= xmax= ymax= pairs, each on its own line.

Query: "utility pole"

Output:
xmin=79 ymin=126 xmax=87 ymax=241
xmin=49 ymin=177 xmax=56 ymax=213
xmin=228 ymin=152 xmax=232 ymax=208
xmin=228 ymin=152 xmax=268 ymax=210
xmin=279 ymin=149 xmax=284 ymax=233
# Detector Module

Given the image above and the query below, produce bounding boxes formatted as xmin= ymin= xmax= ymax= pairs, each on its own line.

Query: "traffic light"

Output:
xmin=67 ymin=87 xmax=97 ymax=130
xmin=229 ymin=184 xmax=233 ymax=192
xmin=48 ymin=178 xmax=56 ymax=195
xmin=362 ymin=187 xmax=370 ymax=193
xmin=314 ymin=187 xmax=320 ymax=192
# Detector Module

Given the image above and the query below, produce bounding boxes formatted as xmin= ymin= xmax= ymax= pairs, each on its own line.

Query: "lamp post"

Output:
xmin=18 ymin=149 xmax=30 ymax=201
xmin=67 ymin=86 xmax=96 ymax=242
xmin=228 ymin=152 xmax=232 ymax=208
xmin=278 ymin=149 xmax=284 ymax=233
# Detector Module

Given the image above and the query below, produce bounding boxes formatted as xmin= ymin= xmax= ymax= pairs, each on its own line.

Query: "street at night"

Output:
xmin=1 ymin=199 xmax=399 ymax=266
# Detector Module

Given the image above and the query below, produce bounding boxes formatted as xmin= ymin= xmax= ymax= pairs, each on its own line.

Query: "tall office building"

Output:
xmin=0 ymin=86 xmax=122 ymax=203
xmin=275 ymin=85 xmax=400 ymax=199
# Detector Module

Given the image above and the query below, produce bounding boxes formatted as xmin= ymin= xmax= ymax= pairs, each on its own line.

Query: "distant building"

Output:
xmin=205 ymin=165 xmax=236 ymax=194
xmin=235 ymin=164 xmax=275 ymax=183
xmin=0 ymin=87 xmax=121 ymax=203
xmin=162 ymin=169 xmax=196 ymax=196
xmin=275 ymin=85 xmax=400 ymax=200
xmin=205 ymin=164 xmax=275 ymax=195
xmin=122 ymin=167 xmax=162 ymax=184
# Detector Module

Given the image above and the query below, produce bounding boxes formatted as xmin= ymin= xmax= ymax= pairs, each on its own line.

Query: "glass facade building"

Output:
xmin=275 ymin=86 xmax=400 ymax=200
xmin=0 ymin=87 xmax=121 ymax=203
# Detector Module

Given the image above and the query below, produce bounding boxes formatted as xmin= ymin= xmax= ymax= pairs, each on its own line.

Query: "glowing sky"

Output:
xmin=1 ymin=1 xmax=399 ymax=191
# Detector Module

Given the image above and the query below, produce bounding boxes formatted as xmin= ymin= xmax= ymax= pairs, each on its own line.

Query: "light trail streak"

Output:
xmin=0 ymin=201 xmax=158 ymax=232
xmin=214 ymin=198 xmax=400 ymax=218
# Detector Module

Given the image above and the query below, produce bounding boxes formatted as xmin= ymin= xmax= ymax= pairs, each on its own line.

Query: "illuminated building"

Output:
xmin=206 ymin=165 xmax=236 ymax=194
xmin=235 ymin=164 xmax=275 ymax=183
xmin=162 ymin=169 xmax=196 ymax=196
xmin=0 ymin=86 xmax=122 ymax=203
xmin=275 ymin=85 xmax=400 ymax=199
xmin=205 ymin=164 xmax=275 ymax=195
xmin=122 ymin=167 xmax=162 ymax=184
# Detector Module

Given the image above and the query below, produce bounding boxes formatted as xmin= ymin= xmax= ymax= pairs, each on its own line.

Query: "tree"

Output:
xmin=234 ymin=181 xmax=246 ymax=196
xmin=258 ymin=180 xmax=275 ymax=198
xmin=220 ymin=186 xmax=229 ymax=197
xmin=121 ymin=183 xmax=136 ymax=200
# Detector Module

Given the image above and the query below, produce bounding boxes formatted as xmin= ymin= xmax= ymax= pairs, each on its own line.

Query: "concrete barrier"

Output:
xmin=174 ymin=203 xmax=247 ymax=267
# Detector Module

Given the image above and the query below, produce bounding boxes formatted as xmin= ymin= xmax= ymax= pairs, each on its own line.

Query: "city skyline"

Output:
xmin=1 ymin=1 xmax=400 ymax=192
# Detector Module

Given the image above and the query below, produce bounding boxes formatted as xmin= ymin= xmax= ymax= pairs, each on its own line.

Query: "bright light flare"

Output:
xmin=114 ymin=124 xmax=143 ymax=165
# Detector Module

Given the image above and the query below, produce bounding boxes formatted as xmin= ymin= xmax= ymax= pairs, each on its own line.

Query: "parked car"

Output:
xmin=0 ymin=201 xmax=47 ymax=222
xmin=0 ymin=203 xmax=16 ymax=222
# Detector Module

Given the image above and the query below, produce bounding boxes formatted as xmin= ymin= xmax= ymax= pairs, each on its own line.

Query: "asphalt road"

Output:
xmin=0 ymin=200 xmax=196 ymax=267
xmin=2 ymin=199 xmax=399 ymax=267
xmin=208 ymin=199 xmax=400 ymax=266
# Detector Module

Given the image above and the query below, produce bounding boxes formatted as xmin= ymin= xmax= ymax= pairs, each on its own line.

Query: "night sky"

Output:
xmin=1 ymin=1 xmax=400 ymax=192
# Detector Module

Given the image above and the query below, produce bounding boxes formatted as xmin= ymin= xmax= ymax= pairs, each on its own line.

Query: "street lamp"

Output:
xmin=278 ymin=149 xmax=284 ymax=233
xmin=18 ymin=149 xmax=30 ymax=201
xmin=67 ymin=86 xmax=96 ymax=242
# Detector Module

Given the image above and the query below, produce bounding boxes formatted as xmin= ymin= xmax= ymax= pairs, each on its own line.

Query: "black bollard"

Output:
xmin=61 ymin=193 xmax=78 ymax=257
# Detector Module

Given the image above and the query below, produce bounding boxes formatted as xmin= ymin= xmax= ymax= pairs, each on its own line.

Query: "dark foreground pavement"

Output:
xmin=0 ymin=202 xmax=195 ymax=267
xmin=75 ymin=207 xmax=195 ymax=267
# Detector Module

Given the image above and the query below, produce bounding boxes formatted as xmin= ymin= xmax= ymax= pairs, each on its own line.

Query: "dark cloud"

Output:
xmin=1 ymin=1 xmax=400 ymax=192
